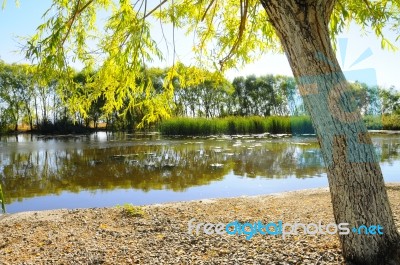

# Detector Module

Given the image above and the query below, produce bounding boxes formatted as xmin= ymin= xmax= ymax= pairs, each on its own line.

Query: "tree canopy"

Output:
xmin=2 ymin=0 xmax=399 ymax=127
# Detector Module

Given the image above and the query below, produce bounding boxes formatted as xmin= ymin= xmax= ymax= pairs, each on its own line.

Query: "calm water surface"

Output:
xmin=0 ymin=132 xmax=399 ymax=213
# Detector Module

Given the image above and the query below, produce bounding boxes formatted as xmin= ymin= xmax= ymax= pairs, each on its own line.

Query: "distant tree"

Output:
xmin=253 ymin=75 xmax=275 ymax=116
xmin=232 ymin=77 xmax=250 ymax=116
xmin=380 ymin=86 xmax=400 ymax=115
xmin=0 ymin=62 xmax=34 ymax=131
xmin=171 ymin=65 xmax=232 ymax=118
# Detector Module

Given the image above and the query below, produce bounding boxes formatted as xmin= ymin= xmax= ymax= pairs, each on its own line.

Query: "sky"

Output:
xmin=1 ymin=1 xmax=399 ymax=88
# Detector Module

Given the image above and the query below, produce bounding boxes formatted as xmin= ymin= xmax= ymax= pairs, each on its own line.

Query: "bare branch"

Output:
xmin=143 ymin=0 xmax=168 ymax=19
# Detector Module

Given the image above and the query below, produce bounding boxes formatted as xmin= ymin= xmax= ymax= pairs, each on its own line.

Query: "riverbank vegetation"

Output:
xmin=1 ymin=60 xmax=399 ymax=135
xmin=159 ymin=116 xmax=313 ymax=135
xmin=160 ymin=115 xmax=400 ymax=136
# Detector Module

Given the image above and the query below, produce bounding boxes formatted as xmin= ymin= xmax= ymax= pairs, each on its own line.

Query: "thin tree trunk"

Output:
xmin=22 ymin=97 xmax=33 ymax=131
xmin=26 ymin=107 xmax=33 ymax=131
xmin=34 ymin=96 xmax=39 ymax=129
xmin=260 ymin=0 xmax=400 ymax=264
xmin=53 ymin=94 xmax=57 ymax=123
xmin=13 ymin=106 xmax=19 ymax=132
xmin=40 ymin=90 xmax=47 ymax=122
xmin=28 ymin=105 xmax=33 ymax=131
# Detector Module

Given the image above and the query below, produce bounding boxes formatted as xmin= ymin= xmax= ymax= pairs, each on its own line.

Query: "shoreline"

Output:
xmin=2 ymin=183 xmax=399 ymax=220
xmin=4 ymin=182 xmax=399 ymax=216
xmin=1 ymin=184 xmax=399 ymax=264
xmin=1 ymin=129 xmax=400 ymax=137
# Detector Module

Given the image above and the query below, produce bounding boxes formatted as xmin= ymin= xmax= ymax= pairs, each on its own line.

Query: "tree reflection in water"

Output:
xmin=0 ymin=133 xmax=399 ymax=205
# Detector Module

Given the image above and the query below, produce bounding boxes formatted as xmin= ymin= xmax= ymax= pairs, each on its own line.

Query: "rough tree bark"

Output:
xmin=259 ymin=0 xmax=400 ymax=264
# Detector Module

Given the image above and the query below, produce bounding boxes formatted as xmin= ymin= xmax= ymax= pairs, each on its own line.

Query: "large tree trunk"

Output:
xmin=260 ymin=0 xmax=400 ymax=264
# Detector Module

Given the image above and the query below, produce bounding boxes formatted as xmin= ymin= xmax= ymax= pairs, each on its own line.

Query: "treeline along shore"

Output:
xmin=1 ymin=60 xmax=399 ymax=135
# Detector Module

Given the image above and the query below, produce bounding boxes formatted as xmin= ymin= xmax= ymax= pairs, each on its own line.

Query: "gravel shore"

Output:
xmin=1 ymin=184 xmax=399 ymax=265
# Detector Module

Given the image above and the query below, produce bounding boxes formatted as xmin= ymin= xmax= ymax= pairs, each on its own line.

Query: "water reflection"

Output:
xmin=0 ymin=132 xmax=399 ymax=212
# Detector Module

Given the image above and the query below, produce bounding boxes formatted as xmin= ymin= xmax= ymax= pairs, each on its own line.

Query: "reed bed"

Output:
xmin=159 ymin=116 xmax=315 ymax=136
xmin=160 ymin=115 xmax=400 ymax=136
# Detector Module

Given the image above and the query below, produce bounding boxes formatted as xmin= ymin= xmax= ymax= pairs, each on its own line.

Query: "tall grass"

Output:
xmin=160 ymin=115 xmax=400 ymax=136
xmin=0 ymin=183 xmax=5 ymax=213
xmin=159 ymin=116 xmax=315 ymax=136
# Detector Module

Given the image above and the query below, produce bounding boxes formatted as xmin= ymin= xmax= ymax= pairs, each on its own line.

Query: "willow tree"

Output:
xmin=7 ymin=0 xmax=400 ymax=264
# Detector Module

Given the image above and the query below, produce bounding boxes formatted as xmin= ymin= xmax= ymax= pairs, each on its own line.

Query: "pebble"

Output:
xmin=1 ymin=187 xmax=399 ymax=264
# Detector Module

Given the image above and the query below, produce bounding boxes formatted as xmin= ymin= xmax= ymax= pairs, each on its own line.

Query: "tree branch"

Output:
xmin=219 ymin=0 xmax=249 ymax=70
xmin=143 ymin=0 xmax=168 ymax=20
xmin=201 ymin=0 xmax=216 ymax=22
xmin=362 ymin=0 xmax=371 ymax=10
xmin=61 ymin=0 xmax=95 ymax=46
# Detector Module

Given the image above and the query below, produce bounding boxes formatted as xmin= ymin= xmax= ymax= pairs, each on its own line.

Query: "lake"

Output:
xmin=1 ymin=132 xmax=399 ymax=213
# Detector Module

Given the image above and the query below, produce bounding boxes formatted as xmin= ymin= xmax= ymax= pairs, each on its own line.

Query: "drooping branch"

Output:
xmin=61 ymin=0 xmax=95 ymax=46
xmin=362 ymin=0 xmax=371 ymax=10
xmin=201 ymin=0 xmax=216 ymax=22
xmin=219 ymin=0 xmax=249 ymax=70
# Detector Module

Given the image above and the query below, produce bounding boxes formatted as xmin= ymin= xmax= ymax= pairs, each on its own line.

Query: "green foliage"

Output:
xmin=363 ymin=115 xmax=383 ymax=130
xmin=117 ymin=203 xmax=145 ymax=217
xmin=232 ymin=75 xmax=298 ymax=116
xmin=15 ymin=0 xmax=399 ymax=127
xmin=1 ymin=59 xmax=399 ymax=134
xmin=0 ymin=107 xmax=12 ymax=134
xmin=159 ymin=116 xmax=314 ymax=136
xmin=19 ymin=0 xmax=167 ymax=128
xmin=0 ymin=61 xmax=35 ymax=131
xmin=173 ymin=66 xmax=234 ymax=118
xmin=330 ymin=0 xmax=400 ymax=51
xmin=382 ymin=115 xmax=400 ymax=130
xmin=290 ymin=116 xmax=315 ymax=135
xmin=155 ymin=0 xmax=281 ymax=70
xmin=363 ymin=115 xmax=400 ymax=130
xmin=161 ymin=114 xmax=400 ymax=136
xmin=380 ymin=86 xmax=400 ymax=115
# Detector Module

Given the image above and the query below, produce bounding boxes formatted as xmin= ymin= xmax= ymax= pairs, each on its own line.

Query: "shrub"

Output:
xmin=118 ymin=203 xmax=145 ymax=217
